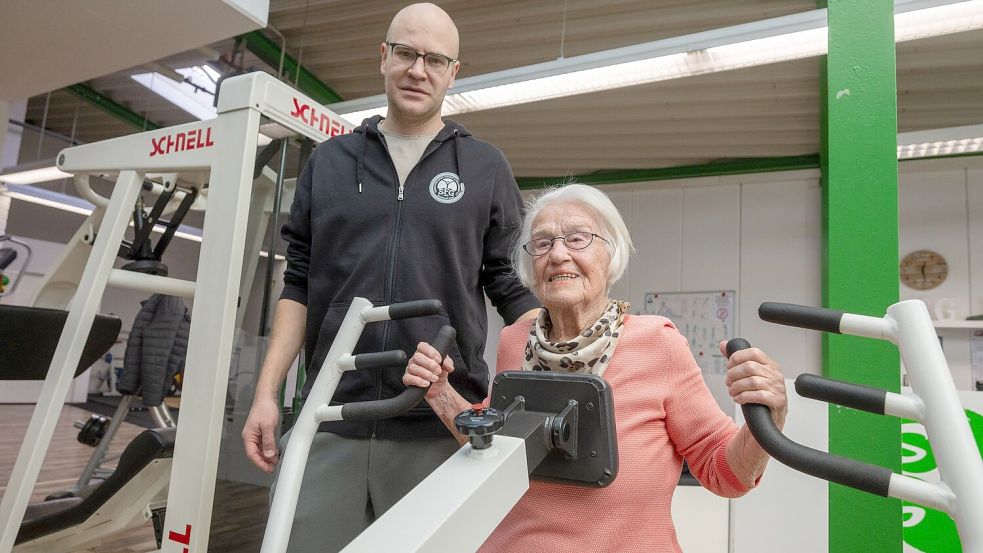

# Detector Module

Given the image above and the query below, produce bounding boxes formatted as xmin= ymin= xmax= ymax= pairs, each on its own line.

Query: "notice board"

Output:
xmin=642 ymin=290 xmax=736 ymax=376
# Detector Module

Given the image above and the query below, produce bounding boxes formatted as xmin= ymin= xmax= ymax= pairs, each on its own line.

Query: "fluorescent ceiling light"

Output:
xmin=2 ymin=184 xmax=202 ymax=239
xmin=132 ymin=65 xmax=218 ymax=120
xmin=3 ymin=185 xmax=94 ymax=215
xmin=895 ymin=0 xmax=983 ymax=40
xmin=0 ymin=159 xmax=72 ymax=185
xmin=332 ymin=0 xmax=983 ymax=123
xmin=897 ymin=124 xmax=983 ymax=159
xmin=1 ymin=184 xmax=285 ymax=258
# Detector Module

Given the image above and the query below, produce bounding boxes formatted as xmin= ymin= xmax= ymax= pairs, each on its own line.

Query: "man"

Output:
xmin=241 ymin=3 xmax=539 ymax=551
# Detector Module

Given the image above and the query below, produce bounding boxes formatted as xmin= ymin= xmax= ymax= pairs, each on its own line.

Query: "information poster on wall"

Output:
xmin=642 ymin=290 xmax=736 ymax=376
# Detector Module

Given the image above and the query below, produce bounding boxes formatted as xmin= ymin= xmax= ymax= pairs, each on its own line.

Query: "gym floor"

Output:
xmin=0 ymin=404 xmax=269 ymax=552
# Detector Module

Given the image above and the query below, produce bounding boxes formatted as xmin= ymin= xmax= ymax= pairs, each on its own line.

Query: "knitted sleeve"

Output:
xmin=660 ymin=322 xmax=753 ymax=498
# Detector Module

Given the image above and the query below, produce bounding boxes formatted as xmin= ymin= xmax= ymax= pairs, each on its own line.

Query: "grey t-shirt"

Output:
xmin=379 ymin=124 xmax=440 ymax=186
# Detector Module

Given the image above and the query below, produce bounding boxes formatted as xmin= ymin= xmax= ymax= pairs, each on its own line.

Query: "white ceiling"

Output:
xmin=0 ymin=0 xmax=268 ymax=101
xmin=14 ymin=0 xmax=983 ymax=178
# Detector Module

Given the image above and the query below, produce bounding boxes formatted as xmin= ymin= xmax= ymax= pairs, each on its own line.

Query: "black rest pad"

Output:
xmin=0 ymin=305 xmax=121 ymax=380
xmin=16 ymin=427 xmax=176 ymax=545
xmin=492 ymin=371 xmax=618 ymax=487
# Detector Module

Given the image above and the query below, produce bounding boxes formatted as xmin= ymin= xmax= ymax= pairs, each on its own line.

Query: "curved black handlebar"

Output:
xmin=795 ymin=373 xmax=887 ymax=416
xmin=725 ymin=338 xmax=893 ymax=498
xmin=758 ymin=302 xmax=844 ymax=334
xmin=352 ymin=351 xmax=409 ymax=370
xmin=388 ymin=299 xmax=444 ymax=320
xmin=341 ymin=325 xmax=456 ymax=422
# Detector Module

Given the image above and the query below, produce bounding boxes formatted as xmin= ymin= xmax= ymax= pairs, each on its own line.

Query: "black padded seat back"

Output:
xmin=15 ymin=427 xmax=176 ymax=545
xmin=0 ymin=305 xmax=121 ymax=380
xmin=22 ymin=497 xmax=83 ymax=520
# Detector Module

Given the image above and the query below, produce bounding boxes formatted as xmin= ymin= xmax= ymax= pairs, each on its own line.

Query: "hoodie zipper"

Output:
xmin=372 ymin=128 xmax=455 ymax=437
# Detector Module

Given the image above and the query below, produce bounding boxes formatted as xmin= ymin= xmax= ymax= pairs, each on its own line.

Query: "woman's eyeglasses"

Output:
xmin=522 ymin=232 xmax=609 ymax=256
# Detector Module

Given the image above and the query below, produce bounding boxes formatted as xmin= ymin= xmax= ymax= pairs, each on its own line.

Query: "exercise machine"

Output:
xmin=0 ymin=234 xmax=31 ymax=297
xmin=0 ymin=71 xmax=354 ymax=553
xmin=729 ymin=299 xmax=983 ymax=553
xmin=263 ymin=296 xmax=619 ymax=553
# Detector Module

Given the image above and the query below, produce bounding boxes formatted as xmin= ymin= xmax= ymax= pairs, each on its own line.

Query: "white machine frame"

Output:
xmin=751 ymin=299 xmax=983 ymax=552
xmin=836 ymin=300 xmax=983 ymax=551
xmin=0 ymin=71 xmax=352 ymax=553
xmin=270 ymin=298 xmax=983 ymax=553
xmin=262 ymin=297 xmax=532 ymax=553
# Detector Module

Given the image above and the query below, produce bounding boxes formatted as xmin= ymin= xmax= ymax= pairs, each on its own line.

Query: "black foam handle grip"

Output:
xmin=342 ymin=326 xmax=457 ymax=422
xmin=725 ymin=337 xmax=751 ymax=357
xmin=758 ymin=302 xmax=844 ymax=334
xmin=353 ymin=350 xmax=408 ymax=370
xmin=388 ymin=299 xmax=444 ymax=320
xmin=728 ymin=338 xmax=893 ymax=498
xmin=795 ymin=374 xmax=887 ymax=416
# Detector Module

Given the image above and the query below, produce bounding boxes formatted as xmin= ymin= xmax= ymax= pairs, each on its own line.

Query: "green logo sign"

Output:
xmin=902 ymin=409 xmax=983 ymax=552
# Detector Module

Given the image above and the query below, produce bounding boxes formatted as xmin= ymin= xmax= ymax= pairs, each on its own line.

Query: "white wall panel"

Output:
xmin=969 ymin=169 xmax=983 ymax=392
xmin=739 ymin=178 xmax=822 ymax=379
xmin=606 ymin=189 xmax=634 ymax=303
xmin=680 ymin=183 xmax=741 ymax=293
xmin=669 ymin=183 xmax=741 ymax=410
xmin=899 ymin=170 xmax=973 ymax=389
xmin=899 ymin=170 xmax=971 ymax=317
xmin=625 ymin=187 xmax=684 ymax=309
xmin=968 ymin=170 xmax=983 ymax=319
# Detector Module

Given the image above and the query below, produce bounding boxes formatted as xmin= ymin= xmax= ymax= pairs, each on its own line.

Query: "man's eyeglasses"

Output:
xmin=387 ymin=42 xmax=458 ymax=76
xmin=522 ymin=232 xmax=609 ymax=256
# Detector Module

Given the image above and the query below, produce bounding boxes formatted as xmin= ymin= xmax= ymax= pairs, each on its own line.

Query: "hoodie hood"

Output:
xmin=353 ymin=116 xmax=473 ymax=193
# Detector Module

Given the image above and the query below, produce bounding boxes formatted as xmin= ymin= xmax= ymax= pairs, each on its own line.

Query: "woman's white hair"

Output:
xmin=511 ymin=183 xmax=634 ymax=291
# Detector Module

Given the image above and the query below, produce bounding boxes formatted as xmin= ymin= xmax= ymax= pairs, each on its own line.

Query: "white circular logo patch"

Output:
xmin=429 ymin=172 xmax=465 ymax=204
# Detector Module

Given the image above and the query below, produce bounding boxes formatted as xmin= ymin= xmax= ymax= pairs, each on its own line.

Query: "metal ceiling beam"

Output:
xmin=63 ymin=83 xmax=161 ymax=131
xmin=238 ymin=30 xmax=343 ymax=104
xmin=513 ymin=149 xmax=983 ymax=189
xmin=514 ymin=155 xmax=821 ymax=189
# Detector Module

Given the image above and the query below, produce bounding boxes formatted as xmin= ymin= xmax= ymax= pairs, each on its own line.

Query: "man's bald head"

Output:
xmin=386 ymin=3 xmax=459 ymax=58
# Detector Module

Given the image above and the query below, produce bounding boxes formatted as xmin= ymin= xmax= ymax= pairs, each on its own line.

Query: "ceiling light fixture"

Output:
xmin=2 ymin=184 xmax=201 ymax=240
xmin=897 ymin=124 xmax=983 ymax=159
xmin=131 ymin=65 xmax=219 ymax=120
xmin=332 ymin=0 xmax=983 ymax=123
xmin=0 ymin=159 xmax=72 ymax=186
xmin=1 ymin=184 xmax=285 ymax=258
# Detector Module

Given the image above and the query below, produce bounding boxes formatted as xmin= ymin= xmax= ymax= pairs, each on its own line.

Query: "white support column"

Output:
xmin=235 ymin=169 xmax=275 ymax=332
xmin=0 ymin=170 xmax=144 ymax=553
xmin=159 ymin=107 xmax=262 ymax=553
xmin=0 ymin=185 xmax=8 ymax=235
xmin=889 ymin=300 xmax=983 ymax=551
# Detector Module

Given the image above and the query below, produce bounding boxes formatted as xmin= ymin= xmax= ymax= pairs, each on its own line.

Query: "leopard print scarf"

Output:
xmin=522 ymin=300 xmax=629 ymax=377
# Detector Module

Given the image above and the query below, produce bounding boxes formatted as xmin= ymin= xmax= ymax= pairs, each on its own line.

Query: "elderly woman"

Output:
xmin=403 ymin=184 xmax=787 ymax=552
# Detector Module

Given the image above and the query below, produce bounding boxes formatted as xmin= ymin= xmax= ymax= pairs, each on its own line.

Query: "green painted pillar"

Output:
xmin=822 ymin=1 xmax=901 ymax=551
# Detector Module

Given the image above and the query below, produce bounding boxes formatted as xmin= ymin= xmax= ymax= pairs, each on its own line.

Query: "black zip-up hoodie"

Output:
xmin=280 ymin=116 xmax=540 ymax=438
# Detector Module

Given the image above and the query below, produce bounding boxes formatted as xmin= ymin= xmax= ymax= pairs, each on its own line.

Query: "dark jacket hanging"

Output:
xmin=118 ymin=294 xmax=191 ymax=406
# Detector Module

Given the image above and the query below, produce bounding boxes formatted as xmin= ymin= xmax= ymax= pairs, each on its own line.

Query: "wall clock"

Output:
xmin=899 ymin=250 xmax=948 ymax=290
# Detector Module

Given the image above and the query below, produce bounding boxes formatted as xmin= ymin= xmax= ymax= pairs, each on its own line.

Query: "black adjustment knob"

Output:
xmin=454 ymin=405 xmax=505 ymax=450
